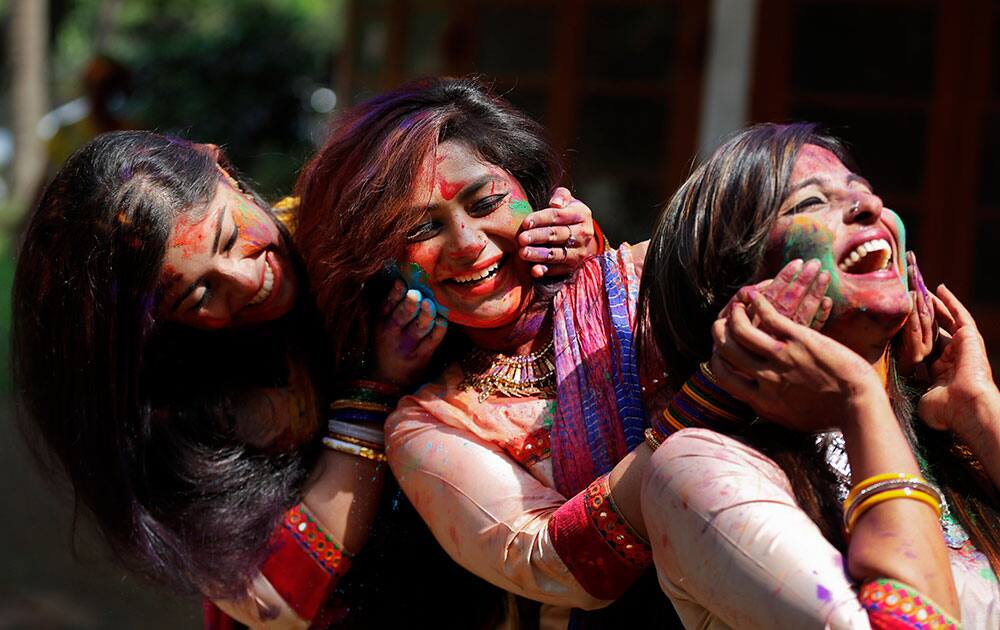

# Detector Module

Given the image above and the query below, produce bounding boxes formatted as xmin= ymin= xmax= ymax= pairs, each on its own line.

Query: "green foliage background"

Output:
xmin=52 ymin=0 xmax=346 ymax=196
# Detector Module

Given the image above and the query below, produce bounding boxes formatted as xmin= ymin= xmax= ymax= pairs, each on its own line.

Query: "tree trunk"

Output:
xmin=8 ymin=0 xmax=49 ymax=212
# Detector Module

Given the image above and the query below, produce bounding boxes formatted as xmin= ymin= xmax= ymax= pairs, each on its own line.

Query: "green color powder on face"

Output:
xmin=781 ymin=216 xmax=845 ymax=307
xmin=888 ymin=209 xmax=909 ymax=291
xmin=403 ymin=262 xmax=450 ymax=318
xmin=508 ymin=199 xmax=532 ymax=217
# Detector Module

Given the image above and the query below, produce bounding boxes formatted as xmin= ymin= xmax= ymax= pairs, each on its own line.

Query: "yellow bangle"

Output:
xmin=846 ymin=488 xmax=941 ymax=534
xmin=846 ymin=472 xmax=924 ymax=503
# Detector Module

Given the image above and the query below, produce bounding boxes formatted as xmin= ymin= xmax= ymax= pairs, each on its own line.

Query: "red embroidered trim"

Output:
xmin=583 ymin=475 xmax=652 ymax=567
xmin=284 ymin=505 xmax=352 ymax=579
xmin=504 ymin=426 xmax=552 ymax=466
xmin=860 ymin=578 xmax=959 ymax=629
xmin=261 ymin=504 xmax=354 ymax=621
xmin=548 ymin=473 xmax=652 ymax=599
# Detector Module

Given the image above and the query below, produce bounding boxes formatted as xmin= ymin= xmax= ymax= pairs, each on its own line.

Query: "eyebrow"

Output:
xmin=789 ymin=173 xmax=874 ymax=195
xmin=408 ymin=175 xmax=495 ymax=215
xmin=210 ymin=204 xmax=226 ymax=254
xmin=456 ymin=175 xmax=493 ymax=203
xmin=788 ymin=176 xmax=822 ymax=193
xmin=847 ymin=173 xmax=873 ymax=190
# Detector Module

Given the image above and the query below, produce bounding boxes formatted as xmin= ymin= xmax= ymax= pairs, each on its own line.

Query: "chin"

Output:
xmin=448 ymin=306 xmax=522 ymax=329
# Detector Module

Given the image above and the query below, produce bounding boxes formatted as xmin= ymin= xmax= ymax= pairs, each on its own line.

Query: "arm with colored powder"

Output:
xmin=647 ymin=297 xmax=961 ymax=627
xmin=385 ymin=395 xmax=654 ymax=610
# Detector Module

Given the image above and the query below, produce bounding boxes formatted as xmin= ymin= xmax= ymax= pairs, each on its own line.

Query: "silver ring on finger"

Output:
xmin=565 ymin=227 xmax=579 ymax=248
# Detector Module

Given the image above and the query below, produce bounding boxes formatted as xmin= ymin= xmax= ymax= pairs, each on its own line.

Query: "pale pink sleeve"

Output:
xmin=385 ymin=399 xmax=610 ymax=610
xmin=641 ymin=428 xmax=872 ymax=629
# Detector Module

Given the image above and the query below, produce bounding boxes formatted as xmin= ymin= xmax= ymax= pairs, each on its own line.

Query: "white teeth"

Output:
xmin=248 ymin=259 xmax=274 ymax=305
xmin=453 ymin=261 xmax=501 ymax=284
xmin=838 ymin=238 xmax=892 ymax=272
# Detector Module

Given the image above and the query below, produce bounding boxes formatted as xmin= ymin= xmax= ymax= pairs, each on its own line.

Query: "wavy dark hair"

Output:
xmin=12 ymin=131 xmax=319 ymax=598
xmin=638 ymin=122 xmax=1000 ymax=573
xmin=294 ymin=76 xmax=563 ymax=376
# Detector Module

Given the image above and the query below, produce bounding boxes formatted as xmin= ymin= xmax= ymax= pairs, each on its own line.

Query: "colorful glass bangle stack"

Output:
xmin=324 ymin=380 xmax=398 ymax=464
xmin=328 ymin=379 xmax=402 ymax=425
xmin=843 ymin=473 xmax=943 ymax=535
xmin=657 ymin=362 xmax=753 ymax=435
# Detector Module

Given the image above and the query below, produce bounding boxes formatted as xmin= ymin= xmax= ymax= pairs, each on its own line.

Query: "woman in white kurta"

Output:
xmin=638 ymin=123 xmax=999 ymax=628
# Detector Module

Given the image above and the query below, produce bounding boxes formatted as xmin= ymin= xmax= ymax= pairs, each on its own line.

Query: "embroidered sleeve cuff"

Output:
xmin=548 ymin=473 xmax=652 ymax=600
xmin=860 ymin=578 xmax=960 ymax=629
xmin=260 ymin=504 xmax=353 ymax=621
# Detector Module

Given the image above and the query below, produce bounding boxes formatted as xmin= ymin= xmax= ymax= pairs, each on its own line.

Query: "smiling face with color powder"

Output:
xmin=766 ymin=144 xmax=911 ymax=358
xmin=158 ymin=174 xmax=297 ymax=329
xmin=401 ymin=141 xmax=535 ymax=329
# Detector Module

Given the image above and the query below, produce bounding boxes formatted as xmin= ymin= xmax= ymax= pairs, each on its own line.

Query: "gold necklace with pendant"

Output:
xmin=461 ymin=338 xmax=557 ymax=402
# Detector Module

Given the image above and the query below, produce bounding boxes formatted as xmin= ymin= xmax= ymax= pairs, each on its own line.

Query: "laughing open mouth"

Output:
xmin=452 ymin=257 xmax=504 ymax=285
xmin=248 ymin=257 xmax=274 ymax=306
xmin=838 ymin=238 xmax=893 ymax=274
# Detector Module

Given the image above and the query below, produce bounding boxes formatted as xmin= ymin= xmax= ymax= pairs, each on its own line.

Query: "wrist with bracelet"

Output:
xmin=649 ymin=362 xmax=753 ymax=447
xmin=324 ymin=380 xmax=400 ymax=464
xmin=843 ymin=472 xmax=943 ymax=535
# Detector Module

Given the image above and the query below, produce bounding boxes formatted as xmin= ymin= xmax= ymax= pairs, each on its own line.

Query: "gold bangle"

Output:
xmin=846 ymin=472 xmax=924 ymax=503
xmin=644 ymin=427 xmax=663 ymax=451
xmin=698 ymin=361 xmax=717 ymax=384
xmin=846 ymin=488 xmax=941 ymax=534
xmin=322 ymin=436 xmax=388 ymax=464
xmin=328 ymin=399 xmax=394 ymax=413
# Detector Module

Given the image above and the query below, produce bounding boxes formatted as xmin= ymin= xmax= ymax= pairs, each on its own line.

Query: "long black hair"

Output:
xmin=12 ymin=131 xmax=319 ymax=598
xmin=638 ymin=122 xmax=1000 ymax=572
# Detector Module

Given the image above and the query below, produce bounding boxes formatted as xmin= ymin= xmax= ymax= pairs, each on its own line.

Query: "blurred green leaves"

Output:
xmin=53 ymin=0 xmax=346 ymax=196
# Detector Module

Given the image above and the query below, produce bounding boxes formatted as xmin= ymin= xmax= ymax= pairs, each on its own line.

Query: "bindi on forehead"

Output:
xmin=791 ymin=144 xmax=848 ymax=183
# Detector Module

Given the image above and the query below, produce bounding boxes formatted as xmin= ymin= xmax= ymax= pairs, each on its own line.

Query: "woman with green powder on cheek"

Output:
xmin=638 ymin=123 xmax=999 ymax=628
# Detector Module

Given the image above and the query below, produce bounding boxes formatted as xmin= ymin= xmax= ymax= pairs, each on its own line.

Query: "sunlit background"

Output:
xmin=1 ymin=0 xmax=997 ymax=626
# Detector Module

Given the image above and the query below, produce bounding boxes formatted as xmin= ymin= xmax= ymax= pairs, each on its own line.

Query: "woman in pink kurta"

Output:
xmin=295 ymin=78 xmax=668 ymax=628
xmin=387 ymin=242 xmax=666 ymax=625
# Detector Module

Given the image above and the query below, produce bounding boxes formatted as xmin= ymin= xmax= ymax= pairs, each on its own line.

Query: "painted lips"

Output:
xmin=446 ymin=255 xmax=509 ymax=298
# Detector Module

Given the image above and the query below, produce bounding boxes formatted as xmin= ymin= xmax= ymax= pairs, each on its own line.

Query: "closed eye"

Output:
xmin=406 ymin=221 xmax=441 ymax=242
xmin=222 ymin=228 xmax=238 ymax=253
xmin=187 ymin=283 xmax=211 ymax=312
xmin=786 ymin=196 xmax=825 ymax=215
xmin=469 ymin=193 xmax=508 ymax=217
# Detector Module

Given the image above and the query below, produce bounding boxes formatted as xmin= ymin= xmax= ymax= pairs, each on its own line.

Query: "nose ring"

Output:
xmin=848 ymin=201 xmax=860 ymax=216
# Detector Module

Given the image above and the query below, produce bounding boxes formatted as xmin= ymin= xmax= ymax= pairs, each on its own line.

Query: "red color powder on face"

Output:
xmin=170 ymin=215 xmax=208 ymax=259
xmin=438 ymin=178 xmax=463 ymax=201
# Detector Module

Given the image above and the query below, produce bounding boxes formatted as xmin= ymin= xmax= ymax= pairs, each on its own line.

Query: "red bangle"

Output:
xmin=592 ymin=220 xmax=608 ymax=253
